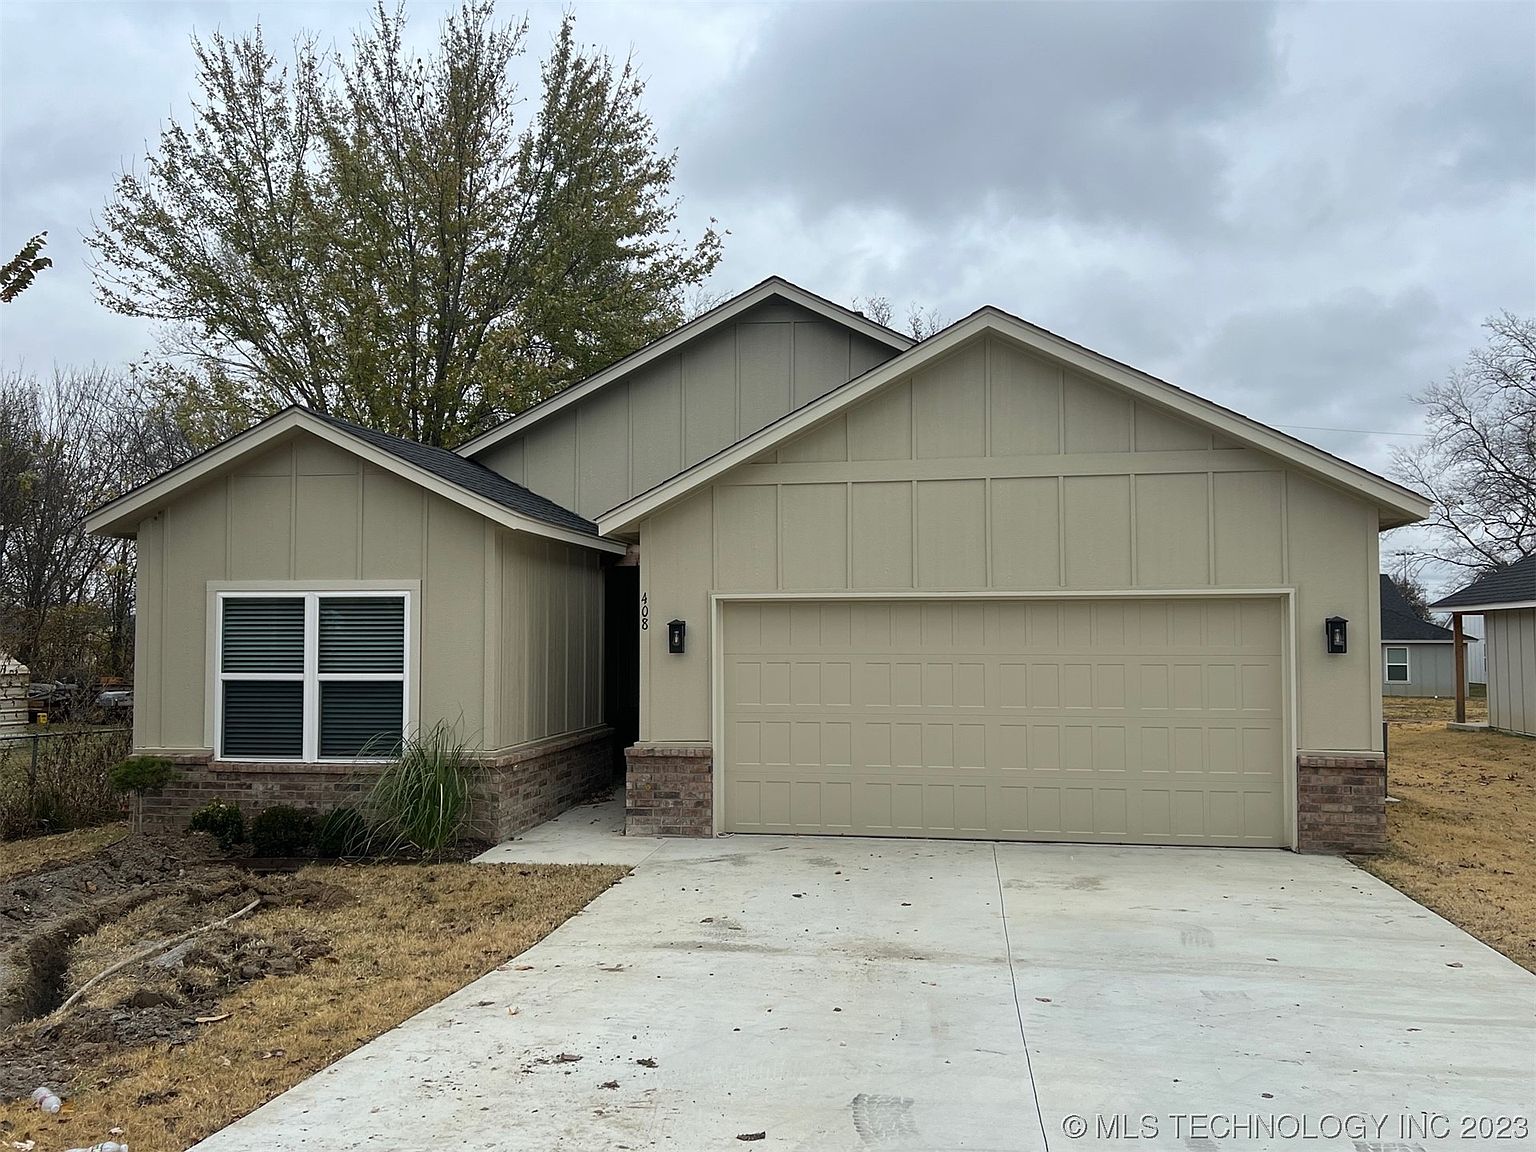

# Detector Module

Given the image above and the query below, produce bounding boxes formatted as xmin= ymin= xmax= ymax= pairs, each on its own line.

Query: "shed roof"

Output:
xmin=1431 ymin=553 xmax=1536 ymax=611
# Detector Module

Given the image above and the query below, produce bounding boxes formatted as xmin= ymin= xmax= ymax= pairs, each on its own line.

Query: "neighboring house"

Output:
xmin=86 ymin=277 xmax=1434 ymax=853
xmin=1432 ymin=555 xmax=1536 ymax=737
xmin=1378 ymin=574 xmax=1475 ymax=698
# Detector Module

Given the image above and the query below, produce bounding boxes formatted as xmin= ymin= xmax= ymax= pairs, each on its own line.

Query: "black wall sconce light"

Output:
xmin=1324 ymin=616 xmax=1348 ymax=654
xmin=667 ymin=619 xmax=686 ymax=654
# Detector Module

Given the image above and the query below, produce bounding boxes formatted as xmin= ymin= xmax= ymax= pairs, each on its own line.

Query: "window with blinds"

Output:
xmin=317 ymin=597 xmax=405 ymax=757
xmin=217 ymin=592 xmax=408 ymax=761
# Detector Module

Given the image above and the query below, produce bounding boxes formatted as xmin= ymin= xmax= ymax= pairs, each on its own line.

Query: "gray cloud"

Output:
xmin=2 ymin=0 xmax=1533 ymax=556
xmin=684 ymin=1 xmax=1281 ymax=232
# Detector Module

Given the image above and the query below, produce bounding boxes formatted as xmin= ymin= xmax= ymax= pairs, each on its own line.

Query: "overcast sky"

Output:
xmin=3 ymin=1 xmax=1533 ymax=512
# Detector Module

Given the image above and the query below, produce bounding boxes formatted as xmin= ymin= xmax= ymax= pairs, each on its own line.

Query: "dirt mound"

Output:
xmin=0 ymin=835 xmax=339 ymax=1102
xmin=1 ymin=833 xmax=223 ymax=935
xmin=254 ymin=877 xmax=354 ymax=911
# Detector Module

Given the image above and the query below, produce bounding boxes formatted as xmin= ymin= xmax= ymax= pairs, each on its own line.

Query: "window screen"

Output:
xmin=218 ymin=592 xmax=407 ymax=761
xmin=219 ymin=597 xmax=305 ymax=758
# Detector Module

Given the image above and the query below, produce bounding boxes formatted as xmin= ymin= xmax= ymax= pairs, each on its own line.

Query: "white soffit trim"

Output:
xmin=597 ymin=307 xmax=1434 ymax=536
xmin=83 ymin=409 xmax=623 ymax=554
xmin=1440 ymin=600 xmax=1536 ymax=613
xmin=452 ymin=277 xmax=914 ymax=459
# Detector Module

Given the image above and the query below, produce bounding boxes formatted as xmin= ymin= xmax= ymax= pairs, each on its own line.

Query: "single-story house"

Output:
xmin=1379 ymin=574 xmax=1476 ymax=697
xmin=86 ymin=277 xmax=1433 ymax=852
xmin=1432 ymin=554 xmax=1536 ymax=737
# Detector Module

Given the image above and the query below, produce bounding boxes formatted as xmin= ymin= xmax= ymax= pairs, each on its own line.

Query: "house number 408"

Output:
xmin=640 ymin=591 xmax=649 ymax=631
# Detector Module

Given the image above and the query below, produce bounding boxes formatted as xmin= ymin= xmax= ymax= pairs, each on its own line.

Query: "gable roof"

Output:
xmin=453 ymin=276 xmax=913 ymax=459
xmin=596 ymin=305 xmax=1435 ymax=536
xmin=1431 ymin=553 xmax=1536 ymax=611
xmin=84 ymin=406 xmax=622 ymax=554
xmin=1379 ymin=575 xmax=1456 ymax=642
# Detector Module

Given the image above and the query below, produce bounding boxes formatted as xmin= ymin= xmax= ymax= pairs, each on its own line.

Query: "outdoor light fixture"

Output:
xmin=667 ymin=619 xmax=686 ymax=654
xmin=1325 ymin=616 xmax=1348 ymax=654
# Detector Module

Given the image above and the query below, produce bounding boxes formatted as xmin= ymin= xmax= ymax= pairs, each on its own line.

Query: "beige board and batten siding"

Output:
xmin=1486 ymin=608 xmax=1536 ymax=737
xmin=473 ymin=300 xmax=897 ymax=520
xmin=638 ymin=332 xmax=1384 ymax=757
xmin=498 ymin=530 xmax=604 ymax=749
xmin=722 ymin=597 xmax=1287 ymax=844
xmin=133 ymin=431 xmax=601 ymax=757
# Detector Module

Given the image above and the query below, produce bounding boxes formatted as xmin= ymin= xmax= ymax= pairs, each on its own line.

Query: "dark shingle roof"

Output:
xmin=1431 ymin=553 xmax=1536 ymax=610
xmin=1379 ymin=575 xmax=1454 ymax=641
xmin=307 ymin=409 xmax=599 ymax=537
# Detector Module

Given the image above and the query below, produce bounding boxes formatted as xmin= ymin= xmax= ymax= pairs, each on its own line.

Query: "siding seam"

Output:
xmin=1206 ymin=472 xmax=1216 ymax=585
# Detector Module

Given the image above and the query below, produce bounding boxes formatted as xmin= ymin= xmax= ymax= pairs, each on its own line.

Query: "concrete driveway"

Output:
xmin=196 ymin=799 xmax=1535 ymax=1152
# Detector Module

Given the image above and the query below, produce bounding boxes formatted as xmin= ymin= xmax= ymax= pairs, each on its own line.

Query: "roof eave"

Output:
xmin=1432 ymin=599 xmax=1536 ymax=613
xmin=453 ymin=277 xmax=914 ymax=459
xmin=597 ymin=309 xmax=1435 ymax=537
xmin=84 ymin=408 xmax=622 ymax=555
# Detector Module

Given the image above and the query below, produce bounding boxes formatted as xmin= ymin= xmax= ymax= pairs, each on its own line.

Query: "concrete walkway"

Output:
xmin=195 ymin=805 xmax=1536 ymax=1152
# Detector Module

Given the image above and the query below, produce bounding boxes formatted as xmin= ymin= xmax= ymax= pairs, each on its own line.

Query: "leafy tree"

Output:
xmin=90 ymin=2 xmax=723 ymax=449
xmin=0 ymin=232 xmax=51 ymax=303
xmin=1391 ymin=312 xmax=1536 ymax=574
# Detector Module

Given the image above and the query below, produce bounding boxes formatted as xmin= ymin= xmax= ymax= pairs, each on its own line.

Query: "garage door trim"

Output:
xmin=708 ymin=588 xmax=1299 ymax=847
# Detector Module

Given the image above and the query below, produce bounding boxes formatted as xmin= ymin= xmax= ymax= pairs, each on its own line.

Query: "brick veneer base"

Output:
xmin=140 ymin=727 xmax=616 ymax=842
xmin=626 ymin=743 xmax=712 ymax=836
xmin=1296 ymin=752 xmax=1387 ymax=854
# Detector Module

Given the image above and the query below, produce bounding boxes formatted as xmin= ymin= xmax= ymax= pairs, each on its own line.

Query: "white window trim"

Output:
xmin=214 ymin=589 xmax=413 ymax=763
xmin=1385 ymin=646 xmax=1410 ymax=684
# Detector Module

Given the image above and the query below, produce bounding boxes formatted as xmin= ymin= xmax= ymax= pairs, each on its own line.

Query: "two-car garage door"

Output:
xmin=721 ymin=598 xmax=1288 ymax=846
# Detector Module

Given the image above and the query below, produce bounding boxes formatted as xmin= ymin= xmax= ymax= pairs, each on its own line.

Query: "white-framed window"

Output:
xmin=1385 ymin=646 xmax=1410 ymax=684
xmin=216 ymin=591 xmax=409 ymax=762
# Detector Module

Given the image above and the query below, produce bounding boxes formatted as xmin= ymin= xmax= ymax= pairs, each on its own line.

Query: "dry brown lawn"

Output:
xmin=1382 ymin=694 xmax=1488 ymax=723
xmin=0 ymin=859 xmax=625 ymax=1152
xmin=0 ymin=822 xmax=127 ymax=882
xmin=1357 ymin=722 xmax=1535 ymax=973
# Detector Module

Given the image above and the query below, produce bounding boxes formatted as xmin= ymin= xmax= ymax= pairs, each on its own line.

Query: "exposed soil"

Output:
xmin=1383 ymin=694 xmax=1489 ymax=723
xmin=1357 ymin=719 xmax=1535 ymax=973
xmin=0 ymin=833 xmax=345 ymax=1100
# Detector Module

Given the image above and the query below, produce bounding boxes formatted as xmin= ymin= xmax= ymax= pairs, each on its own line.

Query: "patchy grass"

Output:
xmin=1383 ymin=695 xmax=1488 ymax=723
xmin=1358 ymin=722 xmax=1535 ymax=973
xmin=0 ymin=822 xmax=127 ymax=882
xmin=0 ymin=859 xmax=626 ymax=1151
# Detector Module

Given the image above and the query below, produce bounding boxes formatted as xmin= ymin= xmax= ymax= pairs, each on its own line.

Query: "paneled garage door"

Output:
xmin=721 ymin=598 xmax=1288 ymax=846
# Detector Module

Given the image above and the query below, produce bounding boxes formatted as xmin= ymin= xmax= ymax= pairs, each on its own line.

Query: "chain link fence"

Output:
xmin=0 ymin=727 xmax=132 ymax=839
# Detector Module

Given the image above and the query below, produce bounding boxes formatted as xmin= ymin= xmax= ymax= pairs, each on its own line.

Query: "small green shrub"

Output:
xmin=363 ymin=720 xmax=471 ymax=859
xmin=188 ymin=800 xmax=245 ymax=851
xmin=248 ymin=805 xmax=318 ymax=857
xmin=313 ymin=806 xmax=367 ymax=858
xmin=108 ymin=755 xmax=177 ymax=794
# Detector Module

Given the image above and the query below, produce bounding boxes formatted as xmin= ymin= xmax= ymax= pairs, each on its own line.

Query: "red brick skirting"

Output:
xmin=1296 ymin=752 xmax=1387 ymax=854
xmin=625 ymin=743 xmax=712 ymax=837
xmin=470 ymin=728 xmax=618 ymax=841
xmin=139 ymin=727 xmax=616 ymax=841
